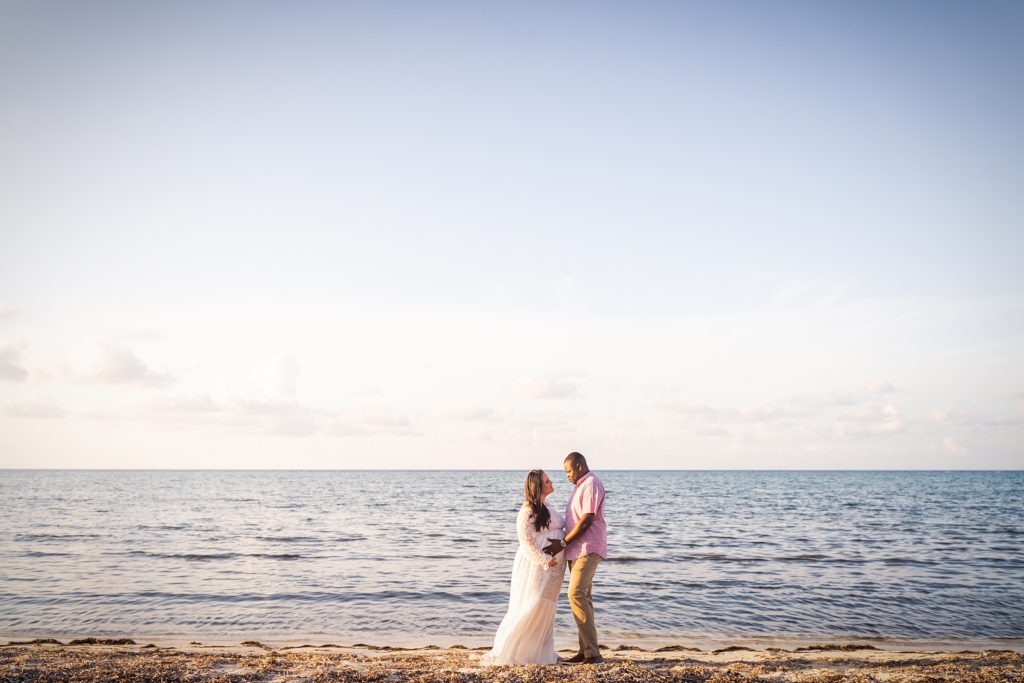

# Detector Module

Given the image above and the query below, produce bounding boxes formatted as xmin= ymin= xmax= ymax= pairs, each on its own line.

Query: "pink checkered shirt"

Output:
xmin=564 ymin=472 xmax=607 ymax=561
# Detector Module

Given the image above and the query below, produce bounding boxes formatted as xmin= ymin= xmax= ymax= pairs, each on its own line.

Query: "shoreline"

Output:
xmin=2 ymin=639 xmax=1021 ymax=682
xmin=3 ymin=632 xmax=1023 ymax=653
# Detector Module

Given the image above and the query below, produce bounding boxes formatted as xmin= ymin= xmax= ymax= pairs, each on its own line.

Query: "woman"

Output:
xmin=481 ymin=469 xmax=567 ymax=665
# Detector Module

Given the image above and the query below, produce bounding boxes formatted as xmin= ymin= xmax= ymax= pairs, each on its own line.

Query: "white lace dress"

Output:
xmin=481 ymin=502 xmax=566 ymax=665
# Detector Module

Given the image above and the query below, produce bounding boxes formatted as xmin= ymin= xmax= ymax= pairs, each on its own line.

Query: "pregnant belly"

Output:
xmin=543 ymin=529 xmax=565 ymax=543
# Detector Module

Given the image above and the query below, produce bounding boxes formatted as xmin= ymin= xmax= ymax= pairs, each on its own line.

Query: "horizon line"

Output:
xmin=1 ymin=468 xmax=1022 ymax=473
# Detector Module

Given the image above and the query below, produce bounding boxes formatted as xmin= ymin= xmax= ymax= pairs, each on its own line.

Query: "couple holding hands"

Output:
xmin=482 ymin=452 xmax=608 ymax=666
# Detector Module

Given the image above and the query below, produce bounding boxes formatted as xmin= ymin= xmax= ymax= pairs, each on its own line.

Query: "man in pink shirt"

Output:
xmin=544 ymin=451 xmax=607 ymax=664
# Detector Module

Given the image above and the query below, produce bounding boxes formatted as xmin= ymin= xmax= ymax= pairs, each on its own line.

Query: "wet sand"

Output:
xmin=1 ymin=639 xmax=1021 ymax=682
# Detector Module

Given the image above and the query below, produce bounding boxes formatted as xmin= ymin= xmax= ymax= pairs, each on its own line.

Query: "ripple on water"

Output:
xmin=0 ymin=470 xmax=1021 ymax=640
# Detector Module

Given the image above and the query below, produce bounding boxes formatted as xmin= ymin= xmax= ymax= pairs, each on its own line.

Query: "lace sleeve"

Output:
xmin=516 ymin=507 xmax=552 ymax=567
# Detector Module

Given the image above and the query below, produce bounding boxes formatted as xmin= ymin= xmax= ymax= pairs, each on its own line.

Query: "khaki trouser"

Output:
xmin=567 ymin=554 xmax=602 ymax=658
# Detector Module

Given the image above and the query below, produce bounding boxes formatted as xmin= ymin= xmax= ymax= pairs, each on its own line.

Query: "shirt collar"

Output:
xmin=575 ymin=471 xmax=593 ymax=487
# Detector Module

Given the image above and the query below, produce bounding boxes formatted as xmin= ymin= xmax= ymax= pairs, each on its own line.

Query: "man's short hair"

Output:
xmin=564 ymin=451 xmax=587 ymax=468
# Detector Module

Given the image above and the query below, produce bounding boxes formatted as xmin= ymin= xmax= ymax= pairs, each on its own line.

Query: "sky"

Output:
xmin=1 ymin=1 xmax=1022 ymax=469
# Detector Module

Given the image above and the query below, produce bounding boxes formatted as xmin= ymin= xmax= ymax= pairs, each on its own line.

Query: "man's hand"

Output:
xmin=543 ymin=540 xmax=563 ymax=556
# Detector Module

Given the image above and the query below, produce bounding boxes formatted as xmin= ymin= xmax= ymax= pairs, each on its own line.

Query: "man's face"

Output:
xmin=564 ymin=460 xmax=578 ymax=485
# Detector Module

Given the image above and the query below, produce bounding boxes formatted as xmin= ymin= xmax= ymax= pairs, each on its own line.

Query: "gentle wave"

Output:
xmin=1 ymin=470 xmax=1022 ymax=641
xmin=14 ymin=533 xmax=104 ymax=541
xmin=3 ymin=589 xmax=510 ymax=605
xmin=120 ymin=550 xmax=302 ymax=561
xmin=255 ymin=534 xmax=365 ymax=543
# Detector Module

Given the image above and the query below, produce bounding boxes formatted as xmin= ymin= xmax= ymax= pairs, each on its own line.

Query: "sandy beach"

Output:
xmin=2 ymin=639 xmax=1021 ymax=682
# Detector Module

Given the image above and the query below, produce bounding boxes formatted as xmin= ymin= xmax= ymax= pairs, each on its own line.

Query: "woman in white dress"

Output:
xmin=482 ymin=469 xmax=567 ymax=665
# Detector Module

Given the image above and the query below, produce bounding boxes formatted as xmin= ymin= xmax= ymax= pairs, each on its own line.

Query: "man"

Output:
xmin=544 ymin=451 xmax=607 ymax=665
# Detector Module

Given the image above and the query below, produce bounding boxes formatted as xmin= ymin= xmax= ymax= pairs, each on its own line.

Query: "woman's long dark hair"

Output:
xmin=524 ymin=469 xmax=551 ymax=532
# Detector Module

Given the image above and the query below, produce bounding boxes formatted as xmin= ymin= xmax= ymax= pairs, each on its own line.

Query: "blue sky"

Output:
xmin=1 ymin=1 xmax=1022 ymax=468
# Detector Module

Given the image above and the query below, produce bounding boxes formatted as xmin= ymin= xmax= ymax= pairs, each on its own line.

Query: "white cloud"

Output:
xmin=232 ymin=396 xmax=304 ymax=417
xmin=267 ymin=415 xmax=319 ymax=437
xmin=4 ymin=397 xmax=68 ymax=419
xmin=113 ymin=327 xmax=163 ymax=342
xmin=0 ymin=306 xmax=18 ymax=321
xmin=942 ymin=436 xmax=969 ymax=456
xmin=327 ymin=422 xmax=372 ymax=437
xmin=136 ymin=356 xmax=326 ymax=437
xmin=513 ymin=414 xmax=577 ymax=431
xmin=660 ymin=402 xmax=718 ymax=420
xmin=835 ymin=404 xmax=906 ymax=436
xmin=151 ymin=390 xmax=314 ymax=432
xmin=148 ymin=355 xmax=415 ymax=437
xmin=328 ymin=412 xmax=417 ymax=437
xmin=873 ymin=405 xmax=906 ymax=434
xmin=924 ymin=405 xmax=1024 ymax=428
xmin=78 ymin=344 xmax=172 ymax=387
xmin=348 ymin=385 xmax=383 ymax=396
xmin=982 ymin=408 xmax=1024 ymax=427
xmin=434 ymin=406 xmax=513 ymax=422
xmin=515 ymin=377 xmax=580 ymax=399
xmin=359 ymin=414 xmax=412 ymax=430
xmin=663 ymin=395 xmax=913 ymax=443
xmin=926 ymin=405 xmax=978 ymax=425
xmin=0 ymin=342 xmax=28 ymax=382
xmin=865 ymin=378 xmax=900 ymax=394
xmin=249 ymin=354 xmax=299 ymax=397
xmin=734 ymin=403 xmax=810 ymax=421
xmin=927 ymin=405 xmax=955 ymax=423
xmin=152 ymin=394 xmax=221 ymax=414
xmin=206 ymin=355 xmax=300 ymax=406
xmin=660 ymin=400 xmax=811 ymax=425
xmin=790 ymin=393 xmax=860 ymax=409
xmin=442 ymin=411 xmax=581 ymax=444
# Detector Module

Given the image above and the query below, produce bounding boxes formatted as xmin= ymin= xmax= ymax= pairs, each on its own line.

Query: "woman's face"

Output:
xmin=541 ymin=472 xmax=554 ymax=497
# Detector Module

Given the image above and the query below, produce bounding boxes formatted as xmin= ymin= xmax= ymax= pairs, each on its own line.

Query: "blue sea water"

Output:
xmin=0 ymin=470 xmax=1021 ymax=647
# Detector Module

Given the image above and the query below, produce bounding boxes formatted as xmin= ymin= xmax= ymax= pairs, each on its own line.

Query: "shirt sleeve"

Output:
xmin=516 ymin=507 xmax=552 ymax=568
xmin=577 ymin=478 xmax=603 ymax=515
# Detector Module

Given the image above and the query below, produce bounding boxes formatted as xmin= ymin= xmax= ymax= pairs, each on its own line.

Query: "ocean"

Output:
xmin=1 ymin=470 xmax=1021 ymax=648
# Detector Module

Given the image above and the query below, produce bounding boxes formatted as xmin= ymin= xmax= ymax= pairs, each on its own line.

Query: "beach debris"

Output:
xmin=0 ymin=642 xmax=1020 ymax=682
xmin=67 ymin=638 xmax=136 ymax=646
xmin=239 ymin=640 xmax=271 ymax=649
xmin=792 ymin=643 xmax=881 ymax=652
xmin=279 ymin=643 xmax=343 ymax=650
